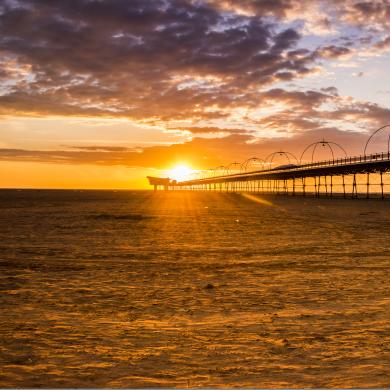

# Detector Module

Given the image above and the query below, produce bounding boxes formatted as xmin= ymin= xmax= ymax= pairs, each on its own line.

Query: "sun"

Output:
xmin=168 ymin=164 xmax=194 ymax=182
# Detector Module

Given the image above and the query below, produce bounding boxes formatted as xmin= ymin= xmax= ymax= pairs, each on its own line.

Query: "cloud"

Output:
xmin=221 ymin=0 xmax=390 ymax=32
xmin=0 ymin=0 xmax=337 ymax=124
xmin=339 ymin=1 xmax=390 ymax=31
xmin=171 ymin=126 xmax=251 ymax=135
xmin=315 ymin=45 xmax=352 ymax=59
xmin=0 ymin=0 xmax=386 ymax=125
xmin=2 ymin=80 xmax=390 ymax=169
xmin=374 ymin=35 xmax=390 ymax=49
xmin=65 ymin=145 xmax=135 ymax=152
xmin=205 ymin=0 xmax=296 ymax=17
xmin=1 ymin=122 xmax=388 ymax=169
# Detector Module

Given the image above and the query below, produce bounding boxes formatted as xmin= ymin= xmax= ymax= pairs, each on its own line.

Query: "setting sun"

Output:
xmin=168 ymin=164 xmax=194 ymax=182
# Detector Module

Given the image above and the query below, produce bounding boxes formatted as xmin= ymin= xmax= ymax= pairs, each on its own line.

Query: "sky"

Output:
xmin=1 ymin=0 xmax=390 ymax=188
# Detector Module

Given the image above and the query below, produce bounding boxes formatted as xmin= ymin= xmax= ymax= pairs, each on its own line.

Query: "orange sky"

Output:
xmin=0 ymin=161 xmax=151 ymax=189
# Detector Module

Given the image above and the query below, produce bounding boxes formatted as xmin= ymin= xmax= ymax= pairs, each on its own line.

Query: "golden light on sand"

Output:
xmin=241 ymin=193 xmax=275 ymax=207
xmin=168 ymin=164 xmax=194 ymax=181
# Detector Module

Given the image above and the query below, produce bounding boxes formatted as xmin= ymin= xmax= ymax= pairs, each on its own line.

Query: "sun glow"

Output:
xmin=168 ymin=164 xmax=194 ymax=182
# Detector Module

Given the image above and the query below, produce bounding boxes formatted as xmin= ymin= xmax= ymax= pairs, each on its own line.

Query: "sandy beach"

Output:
xmin=0 ymin=190 xmax=389 ymax=387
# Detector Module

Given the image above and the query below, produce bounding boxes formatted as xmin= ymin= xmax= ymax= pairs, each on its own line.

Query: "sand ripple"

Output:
xmin=0 ymin=190 xmax=389 ymax=387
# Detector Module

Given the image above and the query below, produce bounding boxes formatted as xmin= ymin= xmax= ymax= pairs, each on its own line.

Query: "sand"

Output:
xmin=0 ymin=190 xmax=389 ymax=387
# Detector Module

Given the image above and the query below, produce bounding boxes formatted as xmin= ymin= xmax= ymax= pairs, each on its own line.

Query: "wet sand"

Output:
xmin=0 ymin=190 xmax=389 ymax=387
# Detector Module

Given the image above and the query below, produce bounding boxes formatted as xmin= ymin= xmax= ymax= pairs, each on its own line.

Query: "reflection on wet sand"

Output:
xmin=0 ymin=190 xmax=389 ymax=387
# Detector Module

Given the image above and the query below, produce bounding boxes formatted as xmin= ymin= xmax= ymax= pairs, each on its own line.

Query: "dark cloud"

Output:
xmin=348 ymin=1 xmax=390 ymax=29
xmin=0 ymin=0 xmax=326 ymax=122
xmin=314 ymin=45 xmax=352 ymax=59
xmin=261 ymin=88 xmax=330 ymax=107
xmin=212 ymin=0 xmax=390 ymax=32
xmin=321 ymin=86 xmax=339 ymax=95
xmin=323 ymin=101 xmax=390 ymax=125
xmin=374 ymin=35 xmax=390 ymax=49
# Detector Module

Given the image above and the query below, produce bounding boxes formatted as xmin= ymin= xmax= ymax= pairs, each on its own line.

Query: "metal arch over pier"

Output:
xmin=240 ymin=157 xmax=265 ymax=173
xmin=148 ymin=125 xmax=390 ymax=199
xmin=299 ymin=139 xmax=347 ymax=163
xmin=265 ymin=151 xmax=299 ymax=168
xmin=174 ymin=152 xmax=390 ymax=199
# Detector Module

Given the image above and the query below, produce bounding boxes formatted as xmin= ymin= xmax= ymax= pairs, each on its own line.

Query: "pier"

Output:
xmin=147 ymin=126 xmax=390 ymax=199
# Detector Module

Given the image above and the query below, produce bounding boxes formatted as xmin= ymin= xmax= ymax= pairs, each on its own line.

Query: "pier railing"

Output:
xmin=185 ymin=151 xmax=390 ymax=183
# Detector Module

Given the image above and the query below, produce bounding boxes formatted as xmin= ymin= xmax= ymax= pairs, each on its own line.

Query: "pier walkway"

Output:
xmin=148 ymin=152 xmax=390 ymax=198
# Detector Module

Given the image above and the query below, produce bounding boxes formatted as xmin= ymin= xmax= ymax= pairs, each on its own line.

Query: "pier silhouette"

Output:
xmin=148 ymin=125 xmax=390 ymax=198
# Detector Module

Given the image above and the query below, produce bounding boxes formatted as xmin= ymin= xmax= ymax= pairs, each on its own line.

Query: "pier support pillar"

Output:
xmin=342 ymin=175 xmax=346 ymax=198
xmin=381 ymin=171 xmax=384 ymax=199
xmin=330 ymin=175 xmax=333 ymax=197
xmin=352 ymin=174 xmax=358 ymax=198
xmin=292 ymin=178 xmax=296 ymax=196
xmin=325 ymin=176 xmax=328 ymax=196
